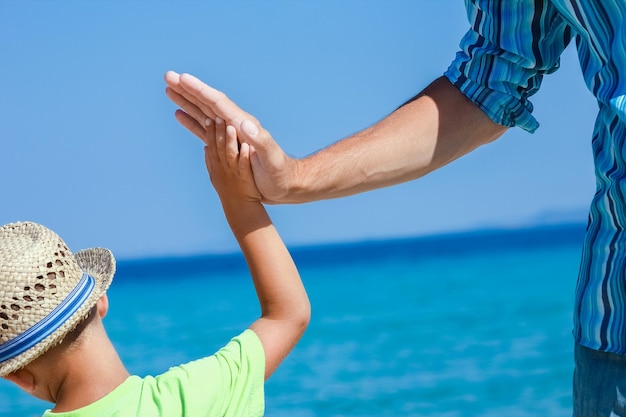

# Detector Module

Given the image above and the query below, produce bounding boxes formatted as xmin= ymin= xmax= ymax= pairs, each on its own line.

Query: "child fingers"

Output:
xmin=238 ymin=142 xmax=252 ymax=172
xmin=203 ymin=118 xmax=220 ymax=168
xmin=203 ymin=146 xmax=215 ymax=179
xmin=214 ymin=117 xmax=227 ymax=163
xmin=225 ymin=125 xmax=239 ymax=162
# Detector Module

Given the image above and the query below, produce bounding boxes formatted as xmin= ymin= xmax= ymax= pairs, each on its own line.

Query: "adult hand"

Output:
xmin=164 ymin=71 xmax=297 ymax=204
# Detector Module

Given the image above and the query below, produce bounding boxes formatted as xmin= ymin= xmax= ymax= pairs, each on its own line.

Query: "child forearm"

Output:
xmin=221 ymin=199 xmax=310 ymax=379
xmin=224 ymin=199 xmax=309 ymax=320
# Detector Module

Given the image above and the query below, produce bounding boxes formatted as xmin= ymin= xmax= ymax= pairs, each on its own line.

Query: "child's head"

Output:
xmin=0 ymin=221 xmax=115 ymax=377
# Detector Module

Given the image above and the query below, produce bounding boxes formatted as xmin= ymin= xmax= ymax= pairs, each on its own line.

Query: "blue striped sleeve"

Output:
xmin=444 ymin=0 xmax=574 ymax=133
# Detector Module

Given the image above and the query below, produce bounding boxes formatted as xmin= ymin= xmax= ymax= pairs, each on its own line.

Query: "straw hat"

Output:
xmin=0 ymin=221 xmax=115 ymax=376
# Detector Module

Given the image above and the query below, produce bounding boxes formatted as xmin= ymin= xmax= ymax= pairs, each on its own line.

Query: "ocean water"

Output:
xmin=1 ymin=223 xmax=586 ymax=417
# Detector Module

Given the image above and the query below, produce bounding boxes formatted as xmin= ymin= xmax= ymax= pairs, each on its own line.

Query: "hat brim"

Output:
xmin=74 ymin=247 xmax=116 ymax=290
xmin=0 ymin=248 xmax=115 ymax=376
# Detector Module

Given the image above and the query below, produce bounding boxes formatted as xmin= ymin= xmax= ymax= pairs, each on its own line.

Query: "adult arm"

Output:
xmin=165 ymin=73 xmax=507 ymax=204
xmin=203 ymin=118 xmax=310 ymax=380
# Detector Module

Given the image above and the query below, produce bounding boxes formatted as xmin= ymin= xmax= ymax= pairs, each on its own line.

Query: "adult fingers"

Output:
xmin=177 ymin=72 xmax=260 ymax=126
xmin=174 ymin=110 xmax=206 ymax=144
xmin=165 ymin=71 xmax=218 ymax=122
xmin=166 ymin=86 xmax=216 ymax=125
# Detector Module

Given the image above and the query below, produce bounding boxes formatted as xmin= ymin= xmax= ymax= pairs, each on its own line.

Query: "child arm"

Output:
xmin=204 ymin=118 xmax=310 ymax=380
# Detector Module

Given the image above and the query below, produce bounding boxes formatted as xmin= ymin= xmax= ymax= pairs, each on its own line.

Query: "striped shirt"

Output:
xmin=444 ymin=0 xmax=626 ymax=354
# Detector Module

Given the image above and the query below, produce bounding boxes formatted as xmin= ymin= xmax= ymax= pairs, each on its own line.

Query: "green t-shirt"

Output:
xmin=42 ymin=329 xmax=265 ymax=417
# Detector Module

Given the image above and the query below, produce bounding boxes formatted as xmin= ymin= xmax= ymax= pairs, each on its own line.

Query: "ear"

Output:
xmin=96 ymin=293 xmax=109 ymax=319
xmin=3 ymin=368 xmax=35 ymax=394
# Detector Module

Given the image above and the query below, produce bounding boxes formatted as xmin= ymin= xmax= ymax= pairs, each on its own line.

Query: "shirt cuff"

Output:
xmin=444 ymin=66 xmax=540 ymax=133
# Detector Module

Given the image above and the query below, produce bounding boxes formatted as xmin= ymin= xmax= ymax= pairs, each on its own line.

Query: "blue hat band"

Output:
xmin=0 ymin=272 xmax=95 ymax=363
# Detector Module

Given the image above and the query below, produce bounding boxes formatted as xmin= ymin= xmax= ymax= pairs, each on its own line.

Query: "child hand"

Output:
xmin=203 ymin=117 xmax=262 ymax=204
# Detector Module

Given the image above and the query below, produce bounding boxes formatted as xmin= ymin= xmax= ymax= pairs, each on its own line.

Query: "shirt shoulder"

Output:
xmin=150 ymin=329 xmax=265 ymax=416
xmin=41 ymin=330 xmax=265 ymax=417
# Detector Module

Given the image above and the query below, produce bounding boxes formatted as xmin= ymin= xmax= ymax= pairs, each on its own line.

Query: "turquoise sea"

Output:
xmin=2 ymin=223 xmax=586 ymax=417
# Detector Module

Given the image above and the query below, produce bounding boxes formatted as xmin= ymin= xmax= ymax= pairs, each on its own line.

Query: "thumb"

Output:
xmin=240 ymin=119 xmax=260 ymax=142
xmin=238 ymin=119 xmax=277 ymax=158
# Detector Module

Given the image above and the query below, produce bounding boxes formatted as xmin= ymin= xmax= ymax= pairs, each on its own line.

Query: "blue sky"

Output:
xmin=1 ymin=1 xmax=597 ymax=260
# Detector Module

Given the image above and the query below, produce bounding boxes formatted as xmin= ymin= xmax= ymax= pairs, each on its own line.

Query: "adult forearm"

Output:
xmin=287 ymin=77 xmax=507 ymax=202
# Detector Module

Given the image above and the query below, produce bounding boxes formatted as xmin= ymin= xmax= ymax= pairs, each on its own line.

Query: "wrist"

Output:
xmin=284 ymin=157 xmax=308 ymax=203
xmin=284 ymin=153 xmax=345 ymax=204
xmin=220 ymin=198 xmax=270 ymax=237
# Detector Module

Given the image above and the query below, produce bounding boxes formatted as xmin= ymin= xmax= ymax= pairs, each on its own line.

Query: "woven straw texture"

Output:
xmin=0 ymin=221 xmax=115 ymax=376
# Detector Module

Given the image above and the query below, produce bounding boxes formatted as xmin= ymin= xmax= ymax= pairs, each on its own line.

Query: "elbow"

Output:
xmin=286 ymin=298 xmax=311 ymax=341
xmin=293 ymin=299 xmax=311 ymax=336
xmin=260 ymin=296 xmax=311 ymax=339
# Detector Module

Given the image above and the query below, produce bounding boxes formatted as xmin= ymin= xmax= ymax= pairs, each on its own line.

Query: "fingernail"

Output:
xmin=215 ymin=117 xmax=223 ymax=124
xmin=204 ymin=118 xmax=212 ymax=126
xmin=241 ymin=119 xmax=258 ymax=138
